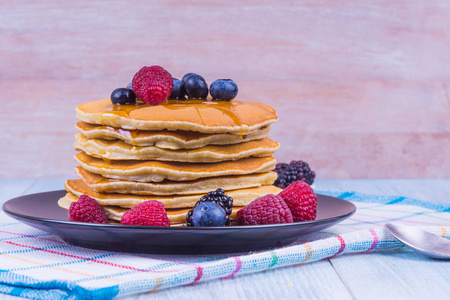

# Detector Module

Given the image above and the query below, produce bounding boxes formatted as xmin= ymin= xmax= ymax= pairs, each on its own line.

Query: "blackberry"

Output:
xmin=186 ymin=188 xmax=233 ymax=226
xmin=273 ymin=160 xmax=316 ymax=189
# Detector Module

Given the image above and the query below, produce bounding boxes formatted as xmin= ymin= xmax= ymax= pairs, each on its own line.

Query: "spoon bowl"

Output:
xmin=385 ymin=223 xmax=450 ymax=260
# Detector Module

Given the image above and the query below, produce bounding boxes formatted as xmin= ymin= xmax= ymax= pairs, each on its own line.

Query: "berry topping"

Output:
xmin=110 ymin=88 xmax=136 ymax=105
xmin=182 ymin=72 xmax=197 ymax=84
xmin=210 ymin=79 xmax=238 ymax=101
xmin=131 ymin=65 xmax=174 ymax=106
xmin=186 ymin=188 xmax=233 ymax=226
xmin=201 ymin=188 xmax=233 ymax=215
xmin=273 ymin=160 xmax=316 ymax=189
xmin=168 ymin=78 xmax=187 ymax=100
xmin=278 ymin=181 xmax=317 ymax=222
xmin=68 ymin=195 xmax=108 ymax=224
xmin=190 ymin=202 xmax=227 ymax=227
xmin=236 ymin=194 xmax=293 ymax=225
xmin=184 ymin=74 xmax=208 ymax=99
xmin=127 ymin=82 xmax=133 ymax=90
xmin=121 ymin=200 xmax=170 ymax=226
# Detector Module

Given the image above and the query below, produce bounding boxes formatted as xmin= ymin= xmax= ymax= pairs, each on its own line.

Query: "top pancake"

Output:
xmin=76 ymin=98 xmax=279 ymax=134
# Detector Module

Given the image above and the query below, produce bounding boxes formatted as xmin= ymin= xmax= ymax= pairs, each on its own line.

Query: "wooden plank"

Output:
xmin=1 ymin=179 xmax=449 ymax=299
xmin=330 ymin=250 xmax=450 ymax=300
xmin=22 ymin=178 xmax=67 ymax=194
xmin=1 ymin=1 xmax=450 ymax=82
xmin=0 ymin=178 xmax=65 ymax=221
xmin=322 ymin=179 xmax=450 ymax=299
xmin=0 ymin=178 xmax=66 ymax=206
xmin=316 ymin=179 xmax=450 ymax=204
xmin=0 ymin=80 xmax=448 ymax=179
xmin=132 ymin=260 xmax=352 ymax=300
xmin=1 ymin=1 xmax=449 ymax=179
xmin=0 ymin=179 xmax=37 ymax=230
xmin=0 ymin=179 xmax=36 ymax=205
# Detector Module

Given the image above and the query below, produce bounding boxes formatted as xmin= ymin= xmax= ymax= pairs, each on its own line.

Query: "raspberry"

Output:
xmin=68 ymin=194 xmax=108 ymax=224
xmin=278 ymin=181 xmax=317 ymax=222
xmin=236 ymin=194 xmax=293 ymax=225
xmin=121 ymin=200 xmax=170 ymax=227
xmin=131 ymin=65 xmax=173 ymax=106
xmin=273 ymin=160 xmax=315 ymax=189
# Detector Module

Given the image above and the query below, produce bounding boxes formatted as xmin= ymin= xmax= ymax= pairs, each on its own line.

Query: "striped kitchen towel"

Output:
xmin=1 ymin=191 xmax=449 ymax=300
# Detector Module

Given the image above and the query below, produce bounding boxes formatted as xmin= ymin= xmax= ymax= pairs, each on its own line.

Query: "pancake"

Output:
xmin=75 ymin=166 xmax=277 ymax=195
xmin=58 ymin=193 xmax=244 ymax=224
xmin=65 ymin=179 xmax=282 ymax=208
xmin=74 ymin=152 xmax=277 ymax=182
xmin=76 ymin=121 xmax=272 ymax=149
xmin=76 ymin=98 xmax=278 ymax=134
xmin=74 ymin=133 xmax=279 ymax=162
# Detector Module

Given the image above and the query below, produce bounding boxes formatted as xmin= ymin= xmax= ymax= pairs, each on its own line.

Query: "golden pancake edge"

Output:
xmin=64 ymin=179 xmax=282 ymax=208
xmin=74 ymin=133 xmax=279 ymax=162
xmin=75 ymin=166 xmax=278 ymax=195
xmin=76 ymin=121 xmax=272 ymax=149
xmin=74 ymin=152 xmax=277 ymax=182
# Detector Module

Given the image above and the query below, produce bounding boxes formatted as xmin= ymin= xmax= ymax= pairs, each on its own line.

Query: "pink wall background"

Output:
xmin=1 ymin=1 xmax=449 ymax=179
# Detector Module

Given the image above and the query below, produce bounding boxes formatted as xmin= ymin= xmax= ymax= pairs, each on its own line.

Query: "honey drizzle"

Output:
xmin=107 ymin=100 xmax=252 ymax=130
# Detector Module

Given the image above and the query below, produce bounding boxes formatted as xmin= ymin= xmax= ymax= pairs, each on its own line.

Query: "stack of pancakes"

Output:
xmin=58 ymin=98 xmax=281 ymax=225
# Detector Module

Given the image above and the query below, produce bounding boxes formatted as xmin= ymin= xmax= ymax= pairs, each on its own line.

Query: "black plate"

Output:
xmin=3 ymin=190 xmax=356 ymax=255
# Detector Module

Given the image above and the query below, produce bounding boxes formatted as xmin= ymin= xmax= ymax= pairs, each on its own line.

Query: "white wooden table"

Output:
xmin=1 ymin=179 xmax=449 ymax=300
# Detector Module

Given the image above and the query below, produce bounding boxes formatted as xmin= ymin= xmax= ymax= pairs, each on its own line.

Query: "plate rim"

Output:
xmin=2 ymin=189 xmax=356 ymax=231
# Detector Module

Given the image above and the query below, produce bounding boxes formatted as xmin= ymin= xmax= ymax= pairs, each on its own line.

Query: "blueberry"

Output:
xmin=192 ymin=202 xmax=227 ymax=227
xmin=184 ymin=74 xmax=208 ymax=99
xmin=210 ymin=79 xmax=238 ymax=101
xmin=168 ymin=78 xmax=187 ymax=100
xmin=181 ymin=73 xmax=197 ymax=85
xmin=127 ymin=82 xmax=132 ymax=90
xmin=110 ymin=88 xmax=136 ymax=105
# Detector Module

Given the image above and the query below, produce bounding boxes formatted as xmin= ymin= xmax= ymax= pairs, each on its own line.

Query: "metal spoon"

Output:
xmin=385 ymin=223 xmax=450 ymax=260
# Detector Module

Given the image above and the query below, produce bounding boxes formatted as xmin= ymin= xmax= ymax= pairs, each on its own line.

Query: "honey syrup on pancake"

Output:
xmin=110 ymin=99 xmax=247 ymax=125
xmin=85 ymin=99 xmax=276 ymax=135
